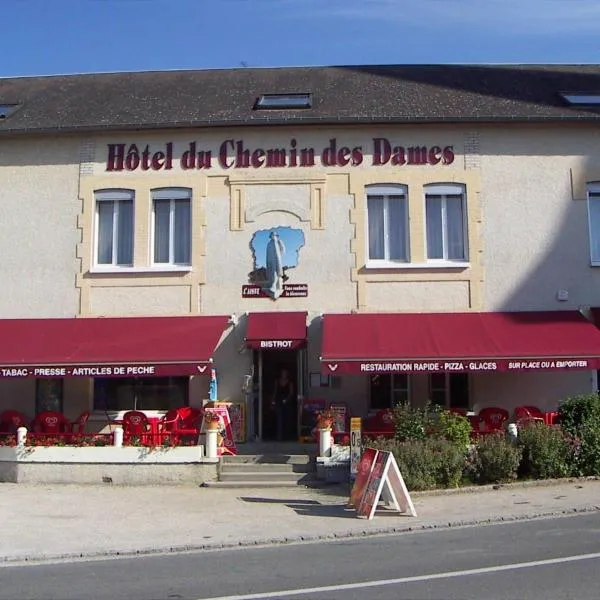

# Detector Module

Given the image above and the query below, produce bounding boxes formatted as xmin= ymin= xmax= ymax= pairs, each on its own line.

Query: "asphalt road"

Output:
xmin=2 ymin=513 xmax=600 ymax=600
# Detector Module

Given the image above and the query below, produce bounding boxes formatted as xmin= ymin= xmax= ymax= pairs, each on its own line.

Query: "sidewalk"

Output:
xmin=1 ymin=479 xmax=599 ymax=565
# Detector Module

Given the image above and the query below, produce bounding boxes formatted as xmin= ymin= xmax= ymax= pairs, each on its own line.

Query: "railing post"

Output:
xmin=16 ymin=426 xmax=27 ymax=447
xmin=319 ymin=427 xmax=332 ymax=457
xmin=205 ymin=429 xmax=218 ymax=458
xmin=113 ymin=427 xmax=123 ymax=447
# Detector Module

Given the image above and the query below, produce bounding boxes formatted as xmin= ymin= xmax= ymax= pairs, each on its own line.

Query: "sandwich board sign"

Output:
xmin=349 ymin=448 xmax=417 ymax=520
xmin=348 ymin=447 xmax=377 ymax=508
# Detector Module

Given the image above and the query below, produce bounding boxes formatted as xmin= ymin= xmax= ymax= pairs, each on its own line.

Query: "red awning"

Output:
xmin=0 ymin=315 xmax=228 ymax=378
xmin=245 ymin=311 xmax=307 ymax=350
xmin=320 ymin=311 xmax=600 ymax=374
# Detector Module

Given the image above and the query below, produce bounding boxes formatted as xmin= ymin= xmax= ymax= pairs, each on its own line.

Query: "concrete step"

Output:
xmin=220 ymin=462 xmax=314 ymax=474
xmin=219 ymin=471 xmax=314 ymax=483
xmin=204 ymin=477 xmax=323 ymax=489
xmin=221 ymin=454 xmax=315 ymax=466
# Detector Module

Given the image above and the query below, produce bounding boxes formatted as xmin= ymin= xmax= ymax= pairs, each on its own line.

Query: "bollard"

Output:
xmin=16 ymin=426 xmax=27 ymax=446
xmin=205 ymin=428 xmax=218 ymax=458
xmin=319 ymin=427 xmax=332 ymax=457
xmin=113 ymin=426 xmax=123 ymax=448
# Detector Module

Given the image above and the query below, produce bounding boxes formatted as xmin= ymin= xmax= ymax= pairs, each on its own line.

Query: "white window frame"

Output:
xmin=151 ymin=187 xmax=192 ymax=267
xmin=369 ymin=373 xmax=411 ymax=410
xmin=587 ymin=182 xmax=600 ymax=265
xmin=424 ymin=183 xmax=469 ymax=264
xmin=93 ymin=189 xmax=134 ymax=268
xmin=429 ymin=372 xmax=470 ymax=410
xmin=365 ymin=183 xmax=409 ymax=267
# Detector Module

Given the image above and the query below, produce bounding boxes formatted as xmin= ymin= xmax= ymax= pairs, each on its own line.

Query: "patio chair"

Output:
xmin=70 ymin=410 xmax=90 ymax=434
xmin=121 ymin=410 xmax=152 ymax=445
xmin=0 ymin=410 xmax=30 ymax=435
xmin=32 ymin=411 xmax=71 ymax=436
xmin=514 ymin=406 xmax=545 ymax=428
xmin=174 ymin=407 xmax=203 ymax=444
xmin=477 ymin=407 xmax=509 ymax=434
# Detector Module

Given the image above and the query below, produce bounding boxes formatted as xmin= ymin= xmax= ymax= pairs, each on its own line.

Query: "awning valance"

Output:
xmin=245 ymin=311 xmax=307 ymax=350
xmin=0 ymin=315 xmax=228 ymax=378
xmin=320 ymin=311 xmax=600 ymax=374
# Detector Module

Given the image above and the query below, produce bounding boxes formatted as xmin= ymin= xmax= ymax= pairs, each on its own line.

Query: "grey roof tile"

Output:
xmin=2 ymin=64 xmax=600 ymax=135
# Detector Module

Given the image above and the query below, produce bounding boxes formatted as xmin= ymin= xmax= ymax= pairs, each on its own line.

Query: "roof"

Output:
xmin=320 ymin=310 xmax=600 ymax=374
xmin=4 ymin=64 xmax=600 ymax=135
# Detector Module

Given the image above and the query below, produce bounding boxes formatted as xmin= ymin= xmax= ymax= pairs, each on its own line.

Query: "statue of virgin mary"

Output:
xmin=264 ymin=230 xmax=286 ymax=299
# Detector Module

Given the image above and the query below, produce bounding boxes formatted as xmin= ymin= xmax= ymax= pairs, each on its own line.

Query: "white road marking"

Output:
xmin=198 ymin=551 xmax=600 ymax=600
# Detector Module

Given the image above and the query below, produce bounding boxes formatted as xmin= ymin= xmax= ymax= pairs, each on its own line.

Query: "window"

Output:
xmin=95 ymin=189 xmax=134 ymax=266
xmin=366 ymin=184 xmax=409 ymax=263
xmin=425 ymin=184 xmax=467 ymax=261
xmin=560 ymin=92 xmax=600 ymax=106
xmin=255 ymin=93 xmax=312 ymax=110
xmin=369 ymin=374 xmax=410 ymax=410
xmin=0 ymin=104 xmax=19 ymax=119
xmin=587 ymin=183 xmax=600 ymax=264
xmin=152 ymin=188 xmax=192 ymax=266
xmin=429 ymin=373 xmax=469 ymax=410
xmin=35 ymin=379 xmax=64 ymax=413
xmin=93 ymin=377 xmax=189 ymax=412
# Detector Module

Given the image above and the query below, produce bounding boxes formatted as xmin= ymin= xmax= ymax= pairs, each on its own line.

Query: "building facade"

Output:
xmin=2 ymin=65 xmax=600 ymax=441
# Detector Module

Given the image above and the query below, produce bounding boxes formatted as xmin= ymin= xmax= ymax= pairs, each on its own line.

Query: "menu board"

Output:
xmin=329 ymin=402 xmax=348 ymax=434
xmin=202 ymin=406 xmax=237 ymax=456
xmin=298 ymin=398 xmax=327 ymax=442
xmin=215 ymin=402 xmax=246 ymax=443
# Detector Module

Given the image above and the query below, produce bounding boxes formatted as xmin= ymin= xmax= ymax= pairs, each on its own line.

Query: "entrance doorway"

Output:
xmin=255 ymin=349 xmax=299 ymax=441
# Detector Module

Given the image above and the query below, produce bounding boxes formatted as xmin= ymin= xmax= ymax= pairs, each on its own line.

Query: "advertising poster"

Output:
xmin=348 ymin=447 xmax=378 ymax=508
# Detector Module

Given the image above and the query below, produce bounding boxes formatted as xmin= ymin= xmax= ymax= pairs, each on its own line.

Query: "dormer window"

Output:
xmin=0 ymin=104 xmax=19 ymax=119
xmin=254 ymin=93 xmax=312 ymax=110
xmin=559 ymin=92 xmax=600 ymax=107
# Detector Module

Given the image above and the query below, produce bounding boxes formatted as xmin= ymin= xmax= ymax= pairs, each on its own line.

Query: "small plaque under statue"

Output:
xmin=242 ymin=284 xmax=308 ymax=298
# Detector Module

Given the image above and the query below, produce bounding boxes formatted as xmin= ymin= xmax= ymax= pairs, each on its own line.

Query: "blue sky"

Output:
xmin=3 ymin=0 xmax=600 ymax=77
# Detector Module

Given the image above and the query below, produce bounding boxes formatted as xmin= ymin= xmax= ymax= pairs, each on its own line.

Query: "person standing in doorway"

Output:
xmin=271 ymin=368 xmax=295 ymax=441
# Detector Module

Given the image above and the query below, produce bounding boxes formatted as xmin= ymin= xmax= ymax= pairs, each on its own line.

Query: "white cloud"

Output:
xmin=284 ymin=0 xmax=600 ymax=35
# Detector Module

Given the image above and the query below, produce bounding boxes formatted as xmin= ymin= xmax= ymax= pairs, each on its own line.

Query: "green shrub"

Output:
xmin=392 ymin=402 xmax=433 ymax=442
xmin=431 ymin=410 xmax=473 ymax=449
xmin=368 ymin=437 xmax=466 ymax=491
xmin=558 ymin=394 xmax=600 ymax=435
xmin=517 ymin=422 xmax=572 ymax=479
xmin=558 ymin=394 xmax=600 ymax=476
xmin=471 ymin=433 xmax=522 ymax=484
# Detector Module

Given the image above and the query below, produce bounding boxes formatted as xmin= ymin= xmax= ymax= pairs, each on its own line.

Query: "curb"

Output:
xmin=2 ymin=504 xmax=599 ymax=567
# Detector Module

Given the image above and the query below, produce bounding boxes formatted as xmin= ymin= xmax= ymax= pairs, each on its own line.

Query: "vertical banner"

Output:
xmin=350 ymin=417 xmax=362 ymax=476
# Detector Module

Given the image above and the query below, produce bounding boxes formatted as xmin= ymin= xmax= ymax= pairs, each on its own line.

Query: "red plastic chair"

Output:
xmin=155 ymin=409 xmax=185 ymax=445
xmin=0 ymin=410 xmax=30 ymax=434
xmin=121 ymin=410 xmax=152 ymax=445
xmin=70 ymin=410 xmax=90 ymax=434
xmin=32 ymin=411 xmax=71 ymax=436
xmin=478 ymin=407 xmax=509 ymax=434
xmin=174 ymin=407 xmax=203 ymax=444
xmin=514 ymin=406 xmax=545 ymax=428
xmin=362 ymin=408 xmax=395 ymax=439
